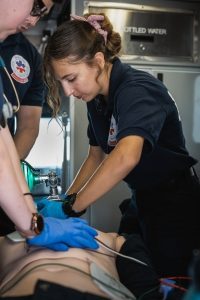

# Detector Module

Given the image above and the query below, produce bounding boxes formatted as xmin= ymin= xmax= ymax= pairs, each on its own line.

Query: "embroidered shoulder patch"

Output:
xmin=108 ymin=115 xmax=118 ymax=146
xmin=11 ymin=55 xmax=30 ymax=83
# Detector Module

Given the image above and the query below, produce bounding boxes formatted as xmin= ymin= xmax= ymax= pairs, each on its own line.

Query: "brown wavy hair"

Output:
xmin=44 ymin=13 xmax=121 ymax=117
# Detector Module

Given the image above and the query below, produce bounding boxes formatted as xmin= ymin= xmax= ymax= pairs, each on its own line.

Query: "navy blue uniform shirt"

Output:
xmin=0 ymin=33 xmax=44 ymax=134
xmin=87 ymin=58 xmax=197 ymax=189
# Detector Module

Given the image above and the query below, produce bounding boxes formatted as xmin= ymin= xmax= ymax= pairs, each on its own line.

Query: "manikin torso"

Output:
xmin=0 ymin=231 xmax=125 ymax=298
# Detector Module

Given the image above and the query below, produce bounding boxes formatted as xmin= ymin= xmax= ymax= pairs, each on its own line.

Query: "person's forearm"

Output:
xmin=0 ymin=132 xmax=35 ymax=232
xmin=73 ymin=150 xmax=134 ymax=211
xmin=67 ymin=157 xmax=102 ymax=194
xmin=67 ymin=146 xmax=105 ymax=194
xmin=73 ymin=136 xmax=144 ymax=212
xmin=14 ymin=105 xmax=42 ymax=160
xmin=1 ymin=126 xmax=36 ymax=212
xmin=13 ymin=127 xmax=39 ymax=160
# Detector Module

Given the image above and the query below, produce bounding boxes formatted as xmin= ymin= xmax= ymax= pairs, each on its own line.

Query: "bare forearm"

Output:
xmin=73 ymin=150 xmax=134 ymax=211
xmin=67 ymin=146 xmax=105 ymax=194
xmin=1 ymin=126 xmax=36 ymax=212
xmin=0 ymin=132 xmax=35 ymax=232
xmin=14 ymin=128 xmax=39 ymax=159
xmin=14 ymin=105 xmax=41 ymax=159
xmin=73 ymin=136 xmax=144 ymax=211
xmin=67 ymin=159 xmax=99 ymax=194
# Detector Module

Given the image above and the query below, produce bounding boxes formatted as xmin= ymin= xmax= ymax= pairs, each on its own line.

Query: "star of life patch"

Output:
xmin=108 ymin=114 xmax=118 ymax=146
xmin=11 ymin=55 xmax=30 ymax=83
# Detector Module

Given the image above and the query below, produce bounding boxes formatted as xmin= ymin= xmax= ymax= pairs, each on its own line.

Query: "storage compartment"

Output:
xmin=84 ymin=2 xmax=200 ymax=64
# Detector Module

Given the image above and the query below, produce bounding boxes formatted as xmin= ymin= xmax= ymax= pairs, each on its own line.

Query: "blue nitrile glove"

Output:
xmin=44 ymin=242 xmax=69 ymax=251
xmin=27 ymin=217 xmax=99 ymax=251
xmin=37 ymin=198 xmax=67 ymax=219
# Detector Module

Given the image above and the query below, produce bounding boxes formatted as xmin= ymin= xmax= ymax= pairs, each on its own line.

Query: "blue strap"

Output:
xmin=0 ymin=75 xmax=4 ymax=121
xmin=0 ymin=56 xmax=5 ymax=68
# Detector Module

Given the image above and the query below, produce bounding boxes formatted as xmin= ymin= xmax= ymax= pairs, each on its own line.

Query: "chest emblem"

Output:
xmin=108 ymin=115 xmax=118 ymax=146
xmin=11 ymin=55 xmax=30 ymax=83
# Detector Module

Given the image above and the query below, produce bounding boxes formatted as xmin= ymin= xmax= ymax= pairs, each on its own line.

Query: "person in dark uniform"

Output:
xmin=0 ymin=0 xmax=98 ymax=253
xmin=40 ymin=13 xmax=200 ymax=277
xmin=0 ymin=33 xmax=44 ymax=159
xmin=0 ymin=0 xmax=61 ymax=159
xmin=0 ymin=0 xmax=63 ymax=235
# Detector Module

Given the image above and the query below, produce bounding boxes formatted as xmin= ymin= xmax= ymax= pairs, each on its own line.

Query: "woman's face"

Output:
xmin=52 ymin=57 xmax=104 ymax=102
xmin=0 ymin=0 xmax=34 ymax=40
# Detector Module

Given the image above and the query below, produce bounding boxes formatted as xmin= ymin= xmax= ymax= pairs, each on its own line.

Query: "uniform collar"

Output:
xmin=107 ymin=57 xmax=125 ymax=112
xmin=1 ymin=33 xmax=22 ymax=47
xmin=91 ymin=58 xmax=125 ymax=116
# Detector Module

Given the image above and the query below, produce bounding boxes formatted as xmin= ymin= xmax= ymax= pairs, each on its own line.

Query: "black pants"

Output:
xmin=119 ymin=169 xmax=200 ymax=277
xmin=0 ymin=208 xmax=15 ymax=235
xmin=1 ymin=281 xmax=108 ymax=300
xmin=116 ymin=233 xmax=163 ymax=300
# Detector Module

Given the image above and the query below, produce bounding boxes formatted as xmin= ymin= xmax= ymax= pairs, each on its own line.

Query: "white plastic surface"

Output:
xmin=90 ymin=262 xmax=136 ymax=300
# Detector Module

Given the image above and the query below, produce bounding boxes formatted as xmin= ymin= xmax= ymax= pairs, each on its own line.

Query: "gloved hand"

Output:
xmin=27 ymin=217 xmax=99 ymax=251
xmin=43 ymin=242 xmax=69 ymax=251
xmin=36 ymin=197 xmax=67 ymax=219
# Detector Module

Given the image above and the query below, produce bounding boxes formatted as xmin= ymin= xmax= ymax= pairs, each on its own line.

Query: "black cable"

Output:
xmin=137 ymin=285 xmax=161 ymax=300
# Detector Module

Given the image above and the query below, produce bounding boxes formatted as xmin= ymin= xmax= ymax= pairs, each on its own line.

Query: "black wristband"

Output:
xmin=23 ymin=192 xmax=33 ymax=196
xmin=62 ymin=193 xmax=86 ymax=217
